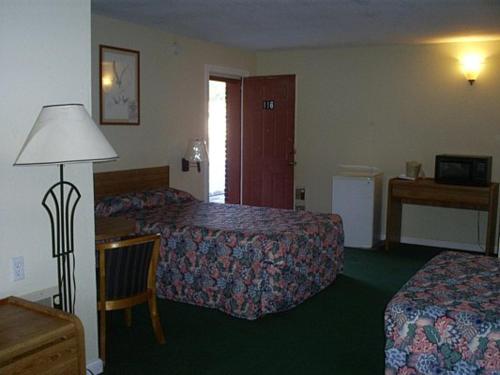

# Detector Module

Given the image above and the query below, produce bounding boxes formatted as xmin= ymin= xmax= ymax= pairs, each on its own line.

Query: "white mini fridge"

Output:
xmin=332 ymin=166 xmax=383 ymax=248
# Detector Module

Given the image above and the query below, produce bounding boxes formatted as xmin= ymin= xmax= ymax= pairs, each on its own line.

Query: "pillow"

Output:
xmin=95 ymin=187 xmax=196 ymax=217
xmin=160 ymin=187 xmax=196 ymax=204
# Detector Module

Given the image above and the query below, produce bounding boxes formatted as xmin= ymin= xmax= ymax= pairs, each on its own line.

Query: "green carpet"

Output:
xmin=103 ymin=244 xmax=443 ymax=374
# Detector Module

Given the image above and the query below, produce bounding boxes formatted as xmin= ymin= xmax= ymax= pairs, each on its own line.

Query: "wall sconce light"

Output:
xmin=182 ymin=138 xmax=208 ymax=172
xmin=460 ymin=54 xmax=484 ymax=85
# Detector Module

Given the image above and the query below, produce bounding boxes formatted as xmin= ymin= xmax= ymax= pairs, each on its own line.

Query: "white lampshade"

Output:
xmin=184 ymin=138 xmax=208 ymax=162
xmin=14 ymin=104 xmax=118 ymax=166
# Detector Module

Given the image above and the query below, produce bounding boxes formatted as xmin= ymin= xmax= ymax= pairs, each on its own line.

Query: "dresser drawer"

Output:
xmin=1 ymin=336 xmax=79 ymax=375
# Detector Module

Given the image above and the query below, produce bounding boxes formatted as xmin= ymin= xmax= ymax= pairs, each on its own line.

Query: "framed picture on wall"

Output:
xmin=99 ymin=45 xmax=140 ymax=125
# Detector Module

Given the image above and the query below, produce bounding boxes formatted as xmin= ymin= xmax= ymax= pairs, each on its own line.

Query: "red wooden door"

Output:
xmin=242 ymin=75 xmax=295 ymax=209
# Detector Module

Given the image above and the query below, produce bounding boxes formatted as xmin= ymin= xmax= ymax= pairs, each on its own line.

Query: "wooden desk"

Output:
xmin=0 ymin=296 xmax=86 ymax=374
xmin=95 ymin=217 xmax=136 ymax=241
xmin=386 ymin=178 xmax=499 ymax=256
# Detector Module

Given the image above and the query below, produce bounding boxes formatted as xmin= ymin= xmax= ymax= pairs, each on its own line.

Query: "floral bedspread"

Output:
xmin=385 ymin=251 xmax=500 ymax=375
xmin=96 ymin=188 xmax=344 ymax=319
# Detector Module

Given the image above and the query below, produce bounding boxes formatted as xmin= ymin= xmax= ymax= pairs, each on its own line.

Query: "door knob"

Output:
xmin=288 ymin=161 xmax=297 ymax=166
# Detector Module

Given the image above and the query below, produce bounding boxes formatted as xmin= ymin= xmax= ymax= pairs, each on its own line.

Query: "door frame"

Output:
xmin=204 ymin=65 xmax=249 ymax=202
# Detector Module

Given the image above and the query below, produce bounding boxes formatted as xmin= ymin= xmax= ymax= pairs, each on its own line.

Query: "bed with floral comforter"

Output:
xmin=384 ymin=251 xmax=500 ymax=375
xmin=95 ymin=187 xmax=344 ymax=320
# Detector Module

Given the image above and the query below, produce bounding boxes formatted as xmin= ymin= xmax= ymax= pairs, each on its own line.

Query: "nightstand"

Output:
xmin=0 ymin=296 xmax=86 ymax=374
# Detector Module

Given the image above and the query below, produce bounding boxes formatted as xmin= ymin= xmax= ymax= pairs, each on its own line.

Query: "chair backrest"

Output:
xmin=96 ymin=234 xmax=161 ymax=301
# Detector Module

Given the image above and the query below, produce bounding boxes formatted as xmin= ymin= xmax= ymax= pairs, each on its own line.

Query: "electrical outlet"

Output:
xmin=12 ymin=256 xmax=24 ymax=281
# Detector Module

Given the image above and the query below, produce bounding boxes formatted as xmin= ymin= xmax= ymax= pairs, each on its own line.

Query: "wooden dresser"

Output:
xmin=0 ymin=296 xmax=85 ymax=375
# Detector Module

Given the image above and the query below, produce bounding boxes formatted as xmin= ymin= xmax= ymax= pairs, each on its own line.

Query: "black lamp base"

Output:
xmin=42 ymin=164 xmax=81 ymax=313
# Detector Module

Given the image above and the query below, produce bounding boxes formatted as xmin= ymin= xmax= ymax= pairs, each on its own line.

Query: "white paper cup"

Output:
xmin=406 ymin=161 xmax=421 ymax=178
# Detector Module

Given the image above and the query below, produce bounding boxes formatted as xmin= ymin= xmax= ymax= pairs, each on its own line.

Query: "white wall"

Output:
xmin=0 ymin=0 xmax=99 ymax=365
xmin=91 ymin=15 xmax=256 ymax=199
xmin=256 ymin=41 xmax=500 ymax=250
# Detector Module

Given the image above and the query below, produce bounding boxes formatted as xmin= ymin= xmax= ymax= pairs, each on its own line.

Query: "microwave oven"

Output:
xmin=434 ymin=154 xmax=492 ymax=186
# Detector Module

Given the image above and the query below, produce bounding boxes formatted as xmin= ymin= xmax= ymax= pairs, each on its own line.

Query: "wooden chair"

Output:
xmin=96 ymin=234 xmax=166 ymax=363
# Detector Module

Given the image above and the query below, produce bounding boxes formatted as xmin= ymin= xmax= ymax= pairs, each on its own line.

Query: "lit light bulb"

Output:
xmin=460 ymin=54 xmax=484 ymax=85
xmin=102 ymin=75 xmax=113 ymax=88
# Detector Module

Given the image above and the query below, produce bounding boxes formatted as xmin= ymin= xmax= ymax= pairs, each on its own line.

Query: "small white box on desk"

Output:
xmin=332 ymin=165 xmax=383 ymax=248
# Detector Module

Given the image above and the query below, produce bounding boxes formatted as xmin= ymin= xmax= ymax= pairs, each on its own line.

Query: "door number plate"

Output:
xmin=263 ymin=100 xmax=275 ymax=110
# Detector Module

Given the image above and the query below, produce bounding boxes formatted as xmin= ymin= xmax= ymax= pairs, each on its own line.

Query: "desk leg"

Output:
xmin=485 ymin=184 xmax=499 ymax=256
xmin=386 ymin=188 xmax=402 ymax=251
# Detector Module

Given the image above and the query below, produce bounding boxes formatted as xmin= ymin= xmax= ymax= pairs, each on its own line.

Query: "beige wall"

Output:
xmin=0 ymin=0 xmax=99 ymax=365
xmin=91 ymin=15 xmax=256 ymax=199
xmin=256 ymin=41 xmax=500 ymax=249
xmin=90 ymin=14 xmax=500 ymax=250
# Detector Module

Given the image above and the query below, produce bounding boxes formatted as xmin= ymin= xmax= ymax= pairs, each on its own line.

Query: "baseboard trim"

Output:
xmin=380 ymin=234 xmax=494 ymax=254
xmin=87 ymin=359 xmax=104 ymax=375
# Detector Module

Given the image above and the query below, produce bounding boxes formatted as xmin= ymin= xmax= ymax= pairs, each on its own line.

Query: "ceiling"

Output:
xmin=91 ymin=0 xmax=500 ymax=51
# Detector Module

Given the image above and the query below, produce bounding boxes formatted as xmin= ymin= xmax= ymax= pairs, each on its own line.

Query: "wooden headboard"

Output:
xmin=94 ymin=166 xmax=170 ymax=200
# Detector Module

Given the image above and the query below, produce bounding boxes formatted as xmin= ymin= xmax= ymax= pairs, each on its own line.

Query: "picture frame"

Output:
xmin=99 ymin=45 xmax=140 ymax=125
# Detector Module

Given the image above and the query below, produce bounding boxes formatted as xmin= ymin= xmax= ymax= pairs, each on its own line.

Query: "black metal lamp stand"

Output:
xmin=42 ymin=164 xmax=81 ymax=313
